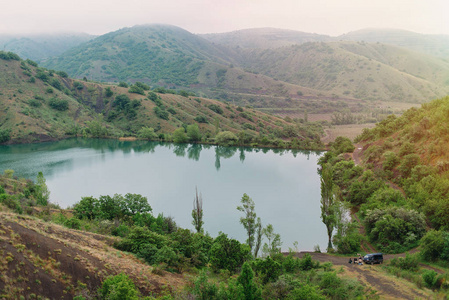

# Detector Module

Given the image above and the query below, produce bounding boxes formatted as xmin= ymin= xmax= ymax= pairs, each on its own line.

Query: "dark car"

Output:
xmin=363 ymin=253 xmax=383 ymax=264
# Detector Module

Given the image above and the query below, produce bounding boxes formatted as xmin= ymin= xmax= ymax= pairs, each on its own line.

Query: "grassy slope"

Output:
xmin=235 ymin=41 xmax=449 ymax=103
xmin=0 ymin=59 xmax=96 ymax=142
xmin=41 ymin=24 xmax=449 ymax=110
xmin=0 ymin=211 xmax=185 ymax=299
xmin=357 ymin=95 xmax=449 ymax=168
xmin=42 ymin=25 xmax=322 ymax=106
xmin=0 ymin=55 xmax=305 ymax=144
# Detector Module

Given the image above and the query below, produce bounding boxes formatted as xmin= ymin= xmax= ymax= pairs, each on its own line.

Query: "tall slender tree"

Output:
xmin=254 ymin=217 xmax=263 ymax=258
xmin=320 ymin=163 xmax=336 ymax=251
xmin=36 ymin=171 xmax=50 ymax=206
xmin=192 ymin=187 xmax=204 ymax=233
xmin=262 ymin=224 xmax=282 ymax=257
xmin=237 ymin=193 xmax=257 ymax=252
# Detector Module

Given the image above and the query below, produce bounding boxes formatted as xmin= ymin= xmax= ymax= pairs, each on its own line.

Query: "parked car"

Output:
xmin=363 ymin=253 xmax=383 ymax=264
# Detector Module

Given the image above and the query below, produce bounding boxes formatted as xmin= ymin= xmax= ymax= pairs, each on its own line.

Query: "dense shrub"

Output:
xmin=209 ymin=233 xmax=251 ymax=273
xmin=48 ymin=98 xmax=69 ymax=111
xmin=0 ymin=129 xmax=11 ymax=143
xmin=389 ymin=253 xmax=419 ymax=271
xmin=364 ymin=207 xmax=426 ymax=253
xmin=420 ymin=230 xmax=449 ymax=262
xmin=215 ymin=131 xmax=238 ymax=146
xmin=154 ymin=106 xmax=169 ymax=120
xmin=194 ymin=115 xmax=208 ymax=123
xmin=331 ymin=136 xmax=355 ymax=154
xmin=347 ymin=170 xmax=386 ymax=205
xmin=208 ymin=104 xmax=223 ymax=115
xmin=98 ymin=273 xmax=139 ymax=300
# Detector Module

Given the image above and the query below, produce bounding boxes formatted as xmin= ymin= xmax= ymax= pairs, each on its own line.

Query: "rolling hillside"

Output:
xmin=1 ymin=51 xmax=322 ymax=147
xmin=355 ymin=95 xmax=449 ymax=229
xmin=41 ymin=24 xmax=449 ymax=111
xmin=234 ymin=41 xmax=449 ymax=102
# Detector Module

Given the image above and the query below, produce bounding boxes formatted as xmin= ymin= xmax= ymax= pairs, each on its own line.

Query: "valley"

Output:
xmin=1 ymin=19 xmax=449 ymax=299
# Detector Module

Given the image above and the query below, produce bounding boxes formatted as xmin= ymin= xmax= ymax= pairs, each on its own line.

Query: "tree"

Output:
xmin=192 ymin=187 xmax=204 ymax=233
xmin=262 ymin=224 xmax=282 ymax=257
xmin=254 ymin=218 xmax=263 ymax=258
xmin=237 ymin=193 xmax=258 ymax=253
xmin=320 ymin=164 xmax=336 ymax=250
xmin=215 ymin=131 xmax=238 ymax=146
xmin=104 ymin=87 xmax=113 ymax=97
xmin=36 ymin=172 xmax=50 ymax=206
xmin=123 ymin=193 xmax=152 ymax=216
xmin=99 ymin=273 xmax=139 ymax=300
xmin=209 ymin=233 xmax=251 ymax=272
xmin=187 ymin=124 xmax=202 ymax=142
xmin=172 ymin=128 xmax=188 ymax=143
xmin=137 ymin=127 xmax=158 ymax=140
xmin=238 ymin=262 xmax=262 ymax=300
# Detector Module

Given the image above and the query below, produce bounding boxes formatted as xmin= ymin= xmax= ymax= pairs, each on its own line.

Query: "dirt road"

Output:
xmin=294 ymin=252 xmax=432 ymax=299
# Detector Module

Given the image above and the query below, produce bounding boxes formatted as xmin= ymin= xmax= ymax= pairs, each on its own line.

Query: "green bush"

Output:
xmin=288 ymin=284 xmax=325 ymax=300
xmin=331 ymin=136 xmax=355 ymax=154
xmin=137 ymin=127 xmax=158 ymax=140
xmin=64 ymin=217 xmax=82 ymax=230
xmin=98 ymin=273 xmax=139 ymax=300
xmin=192 ymin=270 xmax=218 ymax=300
xmin=364 ymin=207 xmax=426 ymax=253
xmin=154 ymin=106 xmax=169 ymax=120
xmin=48 ymin=98 xmax=69 ymax=111
xmin=215 ymin=131 xmax=238 ymax=146
xmin=194 ymin=116 xmax=208 ymax=123
xmin=209 ymin=232 xmax=251 ymax=273
xmin=172 ymin=128 xmax=188 ymax=143
xmin=128 ymin=85 xmax=145 ymax=95
xmin=422 ymin=270 xmax=438 ymax=288
xmin=389 ymin=253 xmax=419 ymax=271
xmin=208 ymin=104 xmax=224 ymax=115
xmin=0 ymin=194 xmax=22 ymax=214
xmin=252 ymin=256 xmax=282 ymax=284
xmin=420 ymin=230 xmax=449 ymax=262
xmin=0 ymin=129 xmax=11 ymax=143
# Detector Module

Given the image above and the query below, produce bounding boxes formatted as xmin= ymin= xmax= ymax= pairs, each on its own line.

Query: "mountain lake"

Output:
xmin=0 ymin=138 xmax=327 ymax=252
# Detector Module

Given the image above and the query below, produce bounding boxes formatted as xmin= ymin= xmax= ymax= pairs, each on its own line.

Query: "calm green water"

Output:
xmin=0 ymin=138 xmax=326 ymax=251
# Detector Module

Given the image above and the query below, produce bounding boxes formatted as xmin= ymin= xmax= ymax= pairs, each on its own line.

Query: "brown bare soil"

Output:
xmin=0 ymin=211 xmax=186 ymax=299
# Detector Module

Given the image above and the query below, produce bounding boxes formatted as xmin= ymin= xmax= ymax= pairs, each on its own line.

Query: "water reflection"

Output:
xmin=0 ymin=138 xmax=322 ymax=178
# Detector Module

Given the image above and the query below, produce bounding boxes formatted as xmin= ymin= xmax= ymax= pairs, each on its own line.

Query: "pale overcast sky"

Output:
xmin=1 ymin=0 xmax=448 ymax=36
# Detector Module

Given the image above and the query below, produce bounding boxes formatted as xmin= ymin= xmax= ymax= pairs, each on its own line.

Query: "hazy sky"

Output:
xmin=1 ymin=0 xmax=448 ymax=36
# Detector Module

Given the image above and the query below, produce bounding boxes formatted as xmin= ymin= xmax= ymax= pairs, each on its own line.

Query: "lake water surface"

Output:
xmin=0 ymin=138 xmax=327 ymax=251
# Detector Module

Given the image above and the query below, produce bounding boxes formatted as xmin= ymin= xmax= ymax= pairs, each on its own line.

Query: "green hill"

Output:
xmin=0 ymin=51 xmax=323 ymax=148
xmin=355 ymin=95 xmax=449 ymax=230
xmin=234 ymin=41 xmax=449 ymax=102
xmin=42 ymin=24 xmax=232 ymax=85
xmin=41 ymin=25 xmax=449 ymax=111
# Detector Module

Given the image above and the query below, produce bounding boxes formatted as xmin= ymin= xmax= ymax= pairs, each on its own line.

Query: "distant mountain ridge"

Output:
xmin=200 ymin=27 xmax=332 ymax=49
xmin=0 ymin=33 xmax=95 ymax=61
xmin=339 ymin=28 xmax=449 ymax=59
